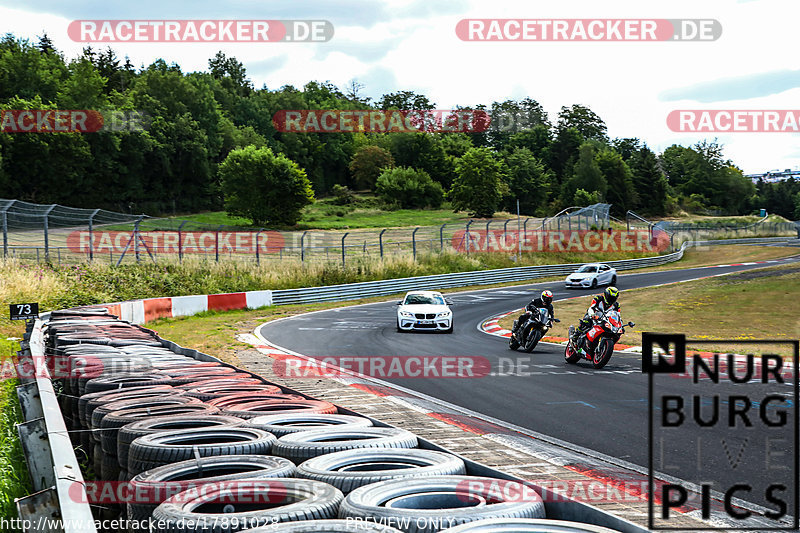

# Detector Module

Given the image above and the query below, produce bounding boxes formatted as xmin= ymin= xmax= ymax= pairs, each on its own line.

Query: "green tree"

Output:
xmin=388 ymin=133 xmax=452 ymax=187
xmin=562 ymin=143 xmax=606 ymax=204
xmin=503 ymin=147 xmax=553 ymax=215
xmin=595 ymin=149 xmax=637 ymax=215
xmin=448 ymin=147 xmax=508 ymax=217
xmin=629 ymin=145 xmax=669 ymax=215
xmin=220 ymin=146 xmax=314 ymax=225
xmin=349 ymin=145 xmax=394 ymax=190
xmin=557 ymin=104 xmax=607 ymax=141
xmin=574 ymin=188 xmax=601 ymax=206
xmin=375 ymin=167 xmax=443 ymax=208
xmin=378 ymin=90 xmax=434 ymax=110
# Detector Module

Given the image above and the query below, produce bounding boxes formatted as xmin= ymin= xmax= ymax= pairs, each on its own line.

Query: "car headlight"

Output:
xmin=400 ymin=311 xmax=414 ymax=317
xmin=436 ymin=311 xmax=451 ymax=318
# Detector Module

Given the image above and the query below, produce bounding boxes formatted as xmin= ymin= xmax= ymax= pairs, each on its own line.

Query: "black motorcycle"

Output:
xmin=509 ymin=307 xmax=559 ymax=353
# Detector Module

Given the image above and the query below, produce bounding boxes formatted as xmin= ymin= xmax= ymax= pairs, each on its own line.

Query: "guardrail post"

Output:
xmin=255 ymin=228 xmax=264 ymax=264
xmin=178 ymin=221 xmax=186 ymax=263
xmin=379 ymin=229 xmax=386 ymax=258
xmin=412 ymin=227 xmax=419 ymax=261
xmin=43 ymin=204 xmax=56 ymax=263
xmin=301 ymin=231 xmax=309 ymax=263
xmin=439 ymin=224 xmax=446 ymax=252
xmin=465 ymin=220 xmax=473 ymax=256
xmin=341 ymin=232 xmax=349 ymax=267
xmin=88 ymin=208 xmax=100 ymax=262
xmin=503 ymin=219 xmax=510 ymax=246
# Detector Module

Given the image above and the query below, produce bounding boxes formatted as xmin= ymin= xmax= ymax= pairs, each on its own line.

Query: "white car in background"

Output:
xmin=396 ymin=291 xmax=453 ymax=333
xmin=564 ymin=263 xmax=617 ymax=289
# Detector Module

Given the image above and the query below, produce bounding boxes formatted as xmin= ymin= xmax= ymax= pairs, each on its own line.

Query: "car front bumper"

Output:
xmin=398 ymin=317 xmax=452 ymax=331
xmin=565 ymin=279 xmax=593 ymax=288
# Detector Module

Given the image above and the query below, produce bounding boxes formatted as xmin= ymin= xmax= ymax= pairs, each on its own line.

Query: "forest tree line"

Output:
xmin=1 ymin=34 xmax=798 ymax=222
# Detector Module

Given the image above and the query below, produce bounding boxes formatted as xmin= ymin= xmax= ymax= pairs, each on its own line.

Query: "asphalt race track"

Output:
xmin=260 ymin=256 xmax=800 ymax=511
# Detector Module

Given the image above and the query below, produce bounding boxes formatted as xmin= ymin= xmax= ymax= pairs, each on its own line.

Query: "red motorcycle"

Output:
xmin=564 ymin=309 xmax=634 ymax=369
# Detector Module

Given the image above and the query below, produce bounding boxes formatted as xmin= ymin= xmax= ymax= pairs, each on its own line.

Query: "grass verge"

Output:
xmin=499 ymin=263 xmax=800 ymax=354
xmin=0 ymin=374 xmax=29 ymax=530
xmin=0 ymin=249 xmax=657 ymax=339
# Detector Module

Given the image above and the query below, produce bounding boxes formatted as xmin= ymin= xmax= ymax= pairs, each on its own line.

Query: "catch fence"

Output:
xmin=0 ymin=200 xmax=618 ymax=265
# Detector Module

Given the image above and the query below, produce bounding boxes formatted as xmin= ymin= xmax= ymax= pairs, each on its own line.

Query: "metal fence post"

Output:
xmin=379 ymin=229 xmax=386 ymax=258
xmin=2 ymin=211 xmax=7 ymax=259
xmin=300 ymin=231 xmax=308 ymax=262
xmin=484 ymin=220 xmax=491 ymax=252
xmin=412 ymin=227 xmax=419 ymax=261
xmin=465 ymin=220 xmax=473 ymax=256
xmin=439 ymin=224 xmax=446 ymax=252
xmin=1 ymin=200 xmax=14 ymax=259
xmin=215 ymin=225 xmax=223 ymax=262
xmin=178 ymin=221 xmax=186 ymax=263
xmin=341 ymin=232 xmax=349 ymax=267
xmin=133 ymin=216 xmax=143 ymax=263
xmin=255 ymin=228 xmax=264 ymax=264
xmin=88 ymin=208 xmax=100 ymax=262
xmin=503 ymin=219 xmax=511 ymax=247
xmin=43 ymin=204 xmax=56 ymax=263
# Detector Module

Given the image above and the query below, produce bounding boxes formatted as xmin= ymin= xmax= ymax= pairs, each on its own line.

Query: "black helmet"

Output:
xmin=541 ymin=290 xmax=553 ymax=305
xmin=603 ymin=286 xmax=619 ymax=305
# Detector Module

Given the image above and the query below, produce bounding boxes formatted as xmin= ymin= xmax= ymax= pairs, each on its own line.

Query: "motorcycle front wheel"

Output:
xmin=564 ymin=342 xmax=581 ymax=364
xmin=593 ymin=338 xmax=614 ymax=369
xmin=524 ymin=328 xmax=541 ymax=353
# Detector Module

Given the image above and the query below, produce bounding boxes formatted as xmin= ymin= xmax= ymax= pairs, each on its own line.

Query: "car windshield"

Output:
xmin=577 ymin=265 xmax=597 ymax=273
xmin=404 ymin=294 xmax=444 ymax=305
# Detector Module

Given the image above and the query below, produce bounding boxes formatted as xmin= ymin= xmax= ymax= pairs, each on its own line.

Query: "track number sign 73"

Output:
xmin=10 ymin=303 xmax=38 ymax=321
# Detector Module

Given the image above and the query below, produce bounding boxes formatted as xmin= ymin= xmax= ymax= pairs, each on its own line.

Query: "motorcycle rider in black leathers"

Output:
xmin=512 ymin=290 xmax=555 ymax=337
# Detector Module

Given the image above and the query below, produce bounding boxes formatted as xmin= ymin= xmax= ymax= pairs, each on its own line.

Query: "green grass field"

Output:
xmin=166 ymin=194 xmax=513 ymax=230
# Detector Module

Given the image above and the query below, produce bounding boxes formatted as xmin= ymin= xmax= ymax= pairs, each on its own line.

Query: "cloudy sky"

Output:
xmin=1 ymin=0 xmax=798 ymax=173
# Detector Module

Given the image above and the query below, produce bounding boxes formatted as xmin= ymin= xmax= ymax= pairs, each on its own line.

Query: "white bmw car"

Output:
xmin=396 ymin=291 xmax=453 ymax=333
xmin=564 ymin=263 xmax=617 ymax=289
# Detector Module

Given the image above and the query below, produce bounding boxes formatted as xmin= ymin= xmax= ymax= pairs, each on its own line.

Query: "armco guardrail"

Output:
xmin=15 ymin=317 xmax=97 ymax=533
xmin=270 ymin=245 xmax=689 ymax=305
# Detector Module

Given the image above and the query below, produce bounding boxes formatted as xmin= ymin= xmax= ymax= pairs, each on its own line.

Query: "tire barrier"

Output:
xmin=128 ymin=454 xmax=296 ymax=523
xmin=127 ymin=427 xmax=278 ymax=476
xmin=245 ymin=413 xmax=373 ymax=438
xmin=30 ymin=307 xmax=652 ymax=533
xmin=273 ymin=428 xmax=418 ymax=464
xmin=151 ymin=479 xmax=344 ymax=532
xmin=206 ymin=392 xmax=307 ymax=409
xmin=220 ymin=399 xmax=339 ymax=419
xmin=184 ymin=384 xmax=284 ymax=401
xmin=338 ymin=476 xmax=547 ymax=533
xmin=296 ymin=449 xmax=467 ymax=493
xmin=117 ymin=414 xmax=246 ymax=469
